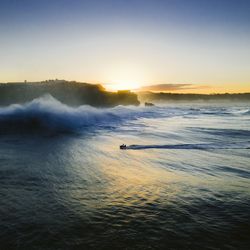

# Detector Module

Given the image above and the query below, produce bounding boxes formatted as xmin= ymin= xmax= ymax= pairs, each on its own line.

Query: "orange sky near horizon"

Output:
xmin=0 ymin=78 xmax=249 ymax=94
xmin=101 ymin=82 xmax=249 ymax=93
xmin=1 ymin=1 xmax=250 ymax=94
xmin=134 ymin=83 xmax=250 ymax=94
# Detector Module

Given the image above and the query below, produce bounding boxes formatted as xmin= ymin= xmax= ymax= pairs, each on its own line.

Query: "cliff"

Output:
xmin=0 ymin=80 xmax=140 ymax=107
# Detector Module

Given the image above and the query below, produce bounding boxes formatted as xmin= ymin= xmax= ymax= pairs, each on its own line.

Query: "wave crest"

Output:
xmin=0 ymin=95 xmax=145 ymax=134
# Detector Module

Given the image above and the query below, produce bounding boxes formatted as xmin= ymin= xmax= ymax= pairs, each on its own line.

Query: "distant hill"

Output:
xmin=0 ymin=80 xmax=140 ymax=107
xmin=138 ymin=91 xmax=250 ymax=103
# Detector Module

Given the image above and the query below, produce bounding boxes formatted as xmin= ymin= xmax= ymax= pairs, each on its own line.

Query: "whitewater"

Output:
xmin=0 ymin=95 xmax=249 ymax=249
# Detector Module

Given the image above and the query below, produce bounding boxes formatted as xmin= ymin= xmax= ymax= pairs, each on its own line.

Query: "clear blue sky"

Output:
xmin=0 ymin=0 xmax=250 ymax=92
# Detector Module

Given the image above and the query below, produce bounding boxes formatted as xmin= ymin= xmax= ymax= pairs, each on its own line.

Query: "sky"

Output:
xmin=0 ymin=0 xmax=250 ymax=93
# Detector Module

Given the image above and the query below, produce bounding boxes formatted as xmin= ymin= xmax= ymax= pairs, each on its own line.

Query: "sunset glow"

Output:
xmin=105 ymin=81 xmax=140 ymax=91
xmin=1 ymin=1 xmax=250 ymax=250
xmin=0 ymin=0 xmax=249 ymax=93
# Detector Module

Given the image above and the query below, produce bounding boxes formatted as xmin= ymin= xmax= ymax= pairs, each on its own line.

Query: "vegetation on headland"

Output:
xmin=0 ymin=80 xmax=140 ymax=107
xmin=0 ymin=80 xmax=249 ymax=107
xmin=138 ymin=91 xmax=250 ymax=103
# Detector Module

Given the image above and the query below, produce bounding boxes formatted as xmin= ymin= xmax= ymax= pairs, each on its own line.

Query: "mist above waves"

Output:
xmin=0 ymin=94 xmax=249 ymax=135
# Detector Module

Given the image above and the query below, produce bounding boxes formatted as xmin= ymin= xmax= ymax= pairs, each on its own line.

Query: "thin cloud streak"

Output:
xmin=137 ymin=84 xmax=210 ymax=92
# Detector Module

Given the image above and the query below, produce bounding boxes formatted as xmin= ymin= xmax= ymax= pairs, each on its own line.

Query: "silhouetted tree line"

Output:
xmin=138 ymin=92 xmax=250 ymax=102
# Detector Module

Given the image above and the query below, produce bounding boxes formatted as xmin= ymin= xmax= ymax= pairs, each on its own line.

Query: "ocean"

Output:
xmin=0 ymin=95 xmax=249 ymax=249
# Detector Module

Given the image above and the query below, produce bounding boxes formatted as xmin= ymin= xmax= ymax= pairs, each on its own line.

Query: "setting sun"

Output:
xmin=98 ymin=62 xmax=148 ymax=91
xmin=105 ymin=81 xmax=141 ymax=91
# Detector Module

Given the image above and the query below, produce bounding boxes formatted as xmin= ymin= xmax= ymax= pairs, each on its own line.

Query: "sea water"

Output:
xmin=0 ymin=95 xmax=249 ymax=249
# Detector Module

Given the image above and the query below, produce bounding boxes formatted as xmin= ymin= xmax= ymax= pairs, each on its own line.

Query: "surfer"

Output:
xmin=120 ymin=144 xmax=127 ymax=149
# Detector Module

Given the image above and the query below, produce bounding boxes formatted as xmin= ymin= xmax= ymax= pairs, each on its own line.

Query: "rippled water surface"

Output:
xmin=0 ymin=97 xmax=250 ymax=249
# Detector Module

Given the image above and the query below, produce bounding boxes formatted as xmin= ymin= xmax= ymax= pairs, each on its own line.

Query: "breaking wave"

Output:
xmin=0 ymin=95 xmax=249 ymax=135
xmin=0 ymin=95 xmax=161 ymax=134
xmin=243 ymin=109 xmax=250 ymax=115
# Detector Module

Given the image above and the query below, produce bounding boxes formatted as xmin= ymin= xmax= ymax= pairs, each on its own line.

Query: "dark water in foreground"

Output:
xmin=0 ymin=96 xmax=250 ymax=249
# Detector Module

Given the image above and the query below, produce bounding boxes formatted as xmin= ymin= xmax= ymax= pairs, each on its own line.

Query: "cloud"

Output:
xmin=137 ymin=84 xmax=209 ymax=92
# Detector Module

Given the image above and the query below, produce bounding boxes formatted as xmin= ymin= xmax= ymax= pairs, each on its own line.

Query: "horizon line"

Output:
xmin=0 ymin=79 xmax=249 ymax=95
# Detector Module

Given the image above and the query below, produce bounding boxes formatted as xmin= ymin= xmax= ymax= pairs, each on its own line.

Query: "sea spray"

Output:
xmin=0 ymin=95 xmax=160 ymax=133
